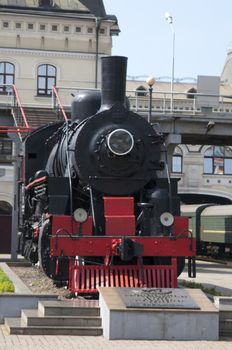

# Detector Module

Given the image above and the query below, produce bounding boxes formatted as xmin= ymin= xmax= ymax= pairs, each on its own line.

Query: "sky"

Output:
xmin=103 ymin=0 xmax=232 ymax=82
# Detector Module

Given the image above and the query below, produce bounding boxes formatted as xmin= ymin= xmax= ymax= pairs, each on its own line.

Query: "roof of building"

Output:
xmin=0 ymin=0 xmax=109 ymax=18
xmin=126 ymin=79 xmax=232 ymax=100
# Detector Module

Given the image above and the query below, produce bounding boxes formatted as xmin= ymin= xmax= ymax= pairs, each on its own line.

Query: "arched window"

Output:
xmin=186 ymin=87 xmax=197 ymax=99
xmin=172 ymin=146 xmax=183 ymax=173
xmin=0 ymin=201 xmax=12 ymax=215
xmin=136 ymin=85 xmax=147 ymax=97
xmin=37 ymin=64 xmax=56 ymax=96
xmin=204 ymin=146 xmax=232 ymax=174
xmin=0 ymin=62 xmax=15 ymax=94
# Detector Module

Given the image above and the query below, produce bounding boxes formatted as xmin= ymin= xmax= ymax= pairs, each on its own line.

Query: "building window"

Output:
xmin=136 ymin=86 xmax=147 ymax=97
xmin=64 ymin=26 xmax=70 ymax=32
xmin=3 ymin=22 xmax=9 ymax=28
xmin=52 ymin=25 xmax=58 ymax=31
xmin=0 ymin=137 xmax=12 ymax=155
xmin=28 ymin=23 xmax=34 ymax=30
xmin=0 ymin=62 xmax=15 ymax=94
xmin=87 ymin=27 xmax=93 ymax=34
xmin=187 ymin=87 xmax=197 ymax=99
xmin=204 ymin=146 xmax=232 ymax=175
xmin=15 ymin=23 xmax=22 ymax=29
xmin=0 ymin=201 xmax=12 ymax=215
xmin=39 ymin=0 xmax=53 ymax=6
xmin=40 ymin=24 xmax=46 ymax=31
xmin=100 ymin=28 xmax=105 ymax=34
xmin=37 ymin=64 xmax=56 ymax=96
xmin=172 ymin=146 xmax=183 ymax=173
xmin=75 ymin=26 xmax=81 ymax=33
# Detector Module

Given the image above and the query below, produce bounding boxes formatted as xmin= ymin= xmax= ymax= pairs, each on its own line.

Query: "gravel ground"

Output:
xmin=10 ymin=264 xmax=69 ymax=298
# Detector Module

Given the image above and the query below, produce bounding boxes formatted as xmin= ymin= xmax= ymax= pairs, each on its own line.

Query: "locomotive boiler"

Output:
xmin=18 ymin=56 xmax=196 ymax=293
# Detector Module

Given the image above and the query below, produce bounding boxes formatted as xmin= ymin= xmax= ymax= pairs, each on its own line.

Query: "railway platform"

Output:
xmin=180 ymin=260 xmax=232 ymax=296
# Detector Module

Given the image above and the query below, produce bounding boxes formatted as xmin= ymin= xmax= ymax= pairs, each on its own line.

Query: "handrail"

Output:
xmin=53 ymin=85 xmax=232 ymax=114
xmin=52 ymin=85 xmax=68 ymax=121
xmin=1 ymin=83 xmax=232 ymax=119
xmin=0 ymin=126 xmax=30 ymax=133
xmin=12 ymin=84 xmax=29 ymax=128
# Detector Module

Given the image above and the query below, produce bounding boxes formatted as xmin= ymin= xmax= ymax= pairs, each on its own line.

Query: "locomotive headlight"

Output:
xmin=107 ymin=129 xmax=134 ymax=156
xmin=73 ymin=208 xmax=88 ymax=223
xmin=160 ymin=212 xmax=174 ymax=227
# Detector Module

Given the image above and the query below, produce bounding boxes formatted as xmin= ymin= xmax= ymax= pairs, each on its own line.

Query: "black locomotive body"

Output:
xmin=18 ymin=56 xmax=196 ymax=293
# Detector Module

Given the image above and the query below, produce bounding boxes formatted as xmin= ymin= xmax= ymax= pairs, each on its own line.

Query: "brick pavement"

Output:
xmin=0 ymin=325 xmax=231 ymax=350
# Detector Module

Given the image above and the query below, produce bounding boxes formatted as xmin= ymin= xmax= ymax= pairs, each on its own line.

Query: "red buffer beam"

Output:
xmin=50 ymin=236 xmax=196 ymax=258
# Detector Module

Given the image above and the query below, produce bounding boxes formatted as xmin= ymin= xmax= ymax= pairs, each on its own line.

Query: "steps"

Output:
xmin=214 ymin=297 xmax=232 ymax=339
xmin=5 ymin=299 xmax=102 ymax=336
xmin=23 ymin=107 xmax=65 ymax=129
xmin=219 ymin=309 xmax=232 ymax=338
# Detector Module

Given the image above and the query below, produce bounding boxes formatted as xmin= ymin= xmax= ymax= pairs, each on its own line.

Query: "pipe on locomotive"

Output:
xmin=100 ymin=56 xmax=134 ymax=157
xmin=71 ymin=56 xmax=129 ymax=123
xmin=100 ymin=56 xmax=128 ymax=111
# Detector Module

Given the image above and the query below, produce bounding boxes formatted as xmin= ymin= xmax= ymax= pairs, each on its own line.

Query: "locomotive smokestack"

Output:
xmin=100 ymin=56 xmax=128 ymax=111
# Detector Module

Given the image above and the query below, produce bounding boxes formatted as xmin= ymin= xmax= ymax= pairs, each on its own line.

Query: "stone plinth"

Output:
xmin=99 ymin=287 xmax=219 ymax=340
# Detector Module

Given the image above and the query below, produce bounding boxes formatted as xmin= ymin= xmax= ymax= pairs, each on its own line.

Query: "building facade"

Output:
xmin=0 ymin=0 xmax=119 ymax=252
xmin=0 ymin=0 xmax=119 ymax=106
xmin=126 ymin=76 xmax=232 ymax=204
xmin=172 ymin=144 xmax=232 ymax=204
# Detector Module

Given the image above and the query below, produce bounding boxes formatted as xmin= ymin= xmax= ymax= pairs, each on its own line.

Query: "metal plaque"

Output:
xmin=118 ymin=288 xmax=200 ymax=309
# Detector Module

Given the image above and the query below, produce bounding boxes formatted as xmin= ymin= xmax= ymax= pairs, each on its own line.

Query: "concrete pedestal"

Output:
xmin=99 ymin=288 xmax=219 ymax=340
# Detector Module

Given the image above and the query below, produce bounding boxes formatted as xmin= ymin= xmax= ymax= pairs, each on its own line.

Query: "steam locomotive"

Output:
xmin=18 ymin=56 xmax=196 ymax=293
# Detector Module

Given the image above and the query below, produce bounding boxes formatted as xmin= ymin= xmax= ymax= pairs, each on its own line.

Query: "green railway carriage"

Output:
xmin=181 ymin=204 xmax=207 ymax=237
xmin=201 ymin=205 xmax=232 ymax=249
xmin=181 ymin=203 xmax=232 ymax=256
xmin=181 ymin=204 xmax=212 ymax=252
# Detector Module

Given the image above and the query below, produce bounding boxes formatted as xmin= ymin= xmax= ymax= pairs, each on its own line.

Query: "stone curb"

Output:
xmin=0 ymin=262 xmax=58 ymax=323
xmin=0 ymin=262 xmax=32 ymax=294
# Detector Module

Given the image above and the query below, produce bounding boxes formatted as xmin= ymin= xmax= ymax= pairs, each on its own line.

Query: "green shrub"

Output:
xmin=0 ymin=268 xmax=15 ymax=293
xmin=179 ymin=279 xmax=221 ymax=296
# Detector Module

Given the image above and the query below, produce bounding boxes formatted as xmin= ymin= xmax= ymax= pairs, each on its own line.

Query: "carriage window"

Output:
xmin=0 ymin=62 xmax=15 ymax=94
xmin=37 ymin=64 xmax=56 ymax=96
xmin=204 ymin=146 xmax=232 ymax=175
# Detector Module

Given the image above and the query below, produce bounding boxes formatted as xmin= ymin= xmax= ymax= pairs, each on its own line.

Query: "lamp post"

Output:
xmin=146 ymin=76 xmax=155 ymax=123
xmin=164 ymin=12 xmax=175 ymax=112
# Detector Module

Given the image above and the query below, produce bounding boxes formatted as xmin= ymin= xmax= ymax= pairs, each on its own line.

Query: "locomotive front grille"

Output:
xmin=69 ymin=259 xmax=178 ymax=294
